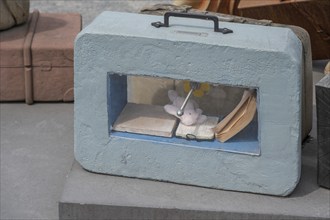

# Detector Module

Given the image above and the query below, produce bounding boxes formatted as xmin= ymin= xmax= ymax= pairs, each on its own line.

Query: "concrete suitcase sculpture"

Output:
xmin=0 ymin=10 xmax=81 ymax=104
xmin=75 ymin=11 xmax=307 ymax=196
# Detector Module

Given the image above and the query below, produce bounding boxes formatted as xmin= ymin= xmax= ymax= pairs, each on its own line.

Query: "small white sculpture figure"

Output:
xmin=164 ymin=90 xmax=207 ymax=126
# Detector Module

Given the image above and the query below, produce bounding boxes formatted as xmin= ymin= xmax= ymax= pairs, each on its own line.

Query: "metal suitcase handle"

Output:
xmin=151 ymin=12 xmax=233 ymax=34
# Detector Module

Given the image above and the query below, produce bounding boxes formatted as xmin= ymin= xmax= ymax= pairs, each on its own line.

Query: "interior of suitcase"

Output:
xmin=107 ymin=73 xmax=260 ymax=156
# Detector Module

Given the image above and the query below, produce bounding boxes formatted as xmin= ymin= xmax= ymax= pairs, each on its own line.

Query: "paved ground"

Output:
xmin=1 ymin=103 xmax=74 ymax=219
xmin=30 ymin=0 xmax=170 ymax=27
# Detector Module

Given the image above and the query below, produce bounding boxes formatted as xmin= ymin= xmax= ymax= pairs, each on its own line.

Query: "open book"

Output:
xmin=213 ymin=89 xmax=257 ymax=142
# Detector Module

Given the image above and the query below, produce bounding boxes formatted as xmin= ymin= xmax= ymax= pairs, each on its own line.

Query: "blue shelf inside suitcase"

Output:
xmin=111 ymin=117 xmax=259 ymax=156
xmin=107 ymin=73 xmax=260 ymax=156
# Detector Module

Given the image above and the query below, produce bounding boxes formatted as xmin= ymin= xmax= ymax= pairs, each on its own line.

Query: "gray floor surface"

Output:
xmin=1 ymin=104 xmax=74 ymax=219
xmin=1 ymin=0 xmax=329 ymax=219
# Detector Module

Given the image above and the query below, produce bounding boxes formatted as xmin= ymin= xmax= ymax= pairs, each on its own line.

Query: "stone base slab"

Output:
xmin=59 ymin=156 xmax=329 ymax=220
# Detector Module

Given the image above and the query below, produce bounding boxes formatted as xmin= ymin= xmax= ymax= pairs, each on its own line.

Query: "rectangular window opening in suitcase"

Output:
xmin=107 ymin=72 xmax=260 ymax=156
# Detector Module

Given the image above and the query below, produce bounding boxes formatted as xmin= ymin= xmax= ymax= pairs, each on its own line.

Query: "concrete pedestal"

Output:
xmin=59 ymin=154 xmax=329 ymax=220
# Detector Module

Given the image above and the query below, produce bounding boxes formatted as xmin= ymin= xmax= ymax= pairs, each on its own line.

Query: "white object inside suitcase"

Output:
xmin=110 ymin=74 xmax=259 ymax=155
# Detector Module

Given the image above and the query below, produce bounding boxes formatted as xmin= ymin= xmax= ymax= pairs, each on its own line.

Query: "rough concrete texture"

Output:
xmin=316 ymin=74 xmax=330 ymax=188
xmin=0 ymin=103 xmax=74 ymax=219
xmin=74 ymin=12 xmax=303 ymax=195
